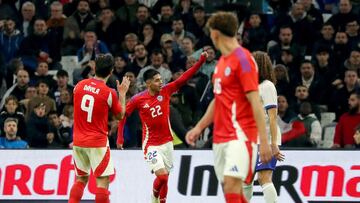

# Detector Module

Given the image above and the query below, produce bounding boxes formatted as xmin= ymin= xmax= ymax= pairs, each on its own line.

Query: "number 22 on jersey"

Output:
xmin=81 ymin=94 xmax=95 ymax=122
xmin=150 ymin=105 xmax=162 ymax=118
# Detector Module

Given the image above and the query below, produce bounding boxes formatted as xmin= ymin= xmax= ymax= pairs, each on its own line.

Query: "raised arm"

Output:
xmin=114 ymin=77 xmax=130 ymax=120
xmin=166 ymin=52 xmax=208 ymax=93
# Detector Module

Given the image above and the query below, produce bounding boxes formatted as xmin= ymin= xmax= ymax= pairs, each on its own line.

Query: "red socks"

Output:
xmin=95 ymin=187 xmax=110 ymax=203
xmin=69 ymin=181 xmax=86 ymax=203
xmin=225 ymin=193 xmax=248 ymax=203
xmin=153 ymin=174 xmax=169 ymax=202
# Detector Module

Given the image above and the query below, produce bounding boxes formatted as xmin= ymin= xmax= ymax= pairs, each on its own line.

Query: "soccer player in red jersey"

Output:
xmin=69 ymin=54 xmax=130 ymax=203
xmin=186 ymin=12 xmax=272 ymax=203
xmin=117 ymin=52 xmax=208 ymax=203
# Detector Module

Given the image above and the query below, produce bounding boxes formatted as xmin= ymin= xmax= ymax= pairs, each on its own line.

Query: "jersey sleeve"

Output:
xmin=235 ymin=52 xmax=258 ymax=93
xmin=164 ymin=54 xmax=206 ymax=94
xmin=116 ymin=117 xmax=127 ymax=145
xmin=262 ymin=81 xmax=278 ymax=110
xmin=109 ymin=89 xmax=122 ymax=116
xmin=124 ymin=95 xmax=138 ymax=117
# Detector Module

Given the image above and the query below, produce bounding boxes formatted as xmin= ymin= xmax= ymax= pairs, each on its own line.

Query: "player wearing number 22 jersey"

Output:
xmin=117 ymin=53 xmax=207 ymax=203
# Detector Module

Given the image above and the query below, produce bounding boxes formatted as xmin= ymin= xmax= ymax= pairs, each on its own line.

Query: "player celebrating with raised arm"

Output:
xmin=117 ymin=52 xmax=208 ymax=203
xmin=243 ymin=51 xmax=285 ymax=203
xmin=69 ymin=54 xmax=130 ymax=203
xmin=185 ymin=12 xmax=272 ymax=203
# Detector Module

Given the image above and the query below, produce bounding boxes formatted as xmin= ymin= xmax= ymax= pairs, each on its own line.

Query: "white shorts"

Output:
xmin=72 ymin=145 xmax=114 ymax=177
xmin=213 ymin=140 xmax=257 ymax=184
xmin=144 ymin=141 xmax=174 ymax=173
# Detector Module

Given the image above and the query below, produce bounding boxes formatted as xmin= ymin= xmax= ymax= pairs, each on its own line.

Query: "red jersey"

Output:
xmin=73 ymin=78 xmax=122 ymax=147
xmin=212 ymin=46 xmax=259 ymax=144
xmin=117 ymin=55 xmax=206 ymax=151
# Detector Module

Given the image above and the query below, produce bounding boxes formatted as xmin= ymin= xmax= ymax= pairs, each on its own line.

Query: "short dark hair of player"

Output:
xmin=206 ymin=11 xmax=239 ymax=37
xmin=143 ymin=69 xmax=160 ymax=82
xmin=252 ymin=51 xmax=276 ymax=84
xmin=95 ymin=54 xmax=115 ymax=78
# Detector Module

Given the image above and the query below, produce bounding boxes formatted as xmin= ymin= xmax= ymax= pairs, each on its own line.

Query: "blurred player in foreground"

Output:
xmin=243 ymin=51 xmax=285 ymax=203
xmin=186 ymin=12 xmax=272 ymax=203
xmin=69 ymin=54 xmax=130 ymax=203
xmin=117 ymin=52 xmax=208 ymax=203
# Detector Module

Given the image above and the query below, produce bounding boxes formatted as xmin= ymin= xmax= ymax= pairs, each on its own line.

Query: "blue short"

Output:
xmin=255 ymin=154 xmax=277 ymax=172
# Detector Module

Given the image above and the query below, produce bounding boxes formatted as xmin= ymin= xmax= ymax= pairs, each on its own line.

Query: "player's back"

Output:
xmin=73 ymin=78 xmax=119 ymax=147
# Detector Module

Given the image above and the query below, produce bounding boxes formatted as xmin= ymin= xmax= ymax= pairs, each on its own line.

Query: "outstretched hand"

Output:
xmin=200 ymin=51 xmax=208 ymax=61
xmin=117 ymin=76 xmax=130 ymax=96
xmin=185 ymin=126 xmax=202 ymax=147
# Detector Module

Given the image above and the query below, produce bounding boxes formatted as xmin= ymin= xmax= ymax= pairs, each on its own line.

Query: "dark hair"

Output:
xmin=95 ymin=54 xmax=114 ymax=78
xmin=5 ymin=95 xmax=18 ymax=105
xmin=48 ymin=110 xmax=58 ymax=117
xmin=36 ymin=79 xmax=49 ymax=87
xmin=206 ymin=11 xmax=239 ymax=37
xmin=137 ymin=3 xmax=149 ymax=12
xmin=143 ymin=69 xmax=160 ymax=82
xmin=56 ymin=69 xmax=69 ymax=78
xmin=252 ymin=51 xmax=276 ymax=83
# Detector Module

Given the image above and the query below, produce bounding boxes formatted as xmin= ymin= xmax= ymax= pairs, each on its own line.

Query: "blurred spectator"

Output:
xmin=116 ymin=0 xmax=139 ymax=25
xmin=0 ymin=0 xmax=19 ymax=22
xmin=184 ymin=56 xmax=208 ymax=97
xmin=279 ymin=48 xmax=300 ymax=80
xmin=19 ymin=85 xmax=37 ymax=113
xmin=0 ymin=117 xmax=28 ymax=148
xmin=4 ymin=58 xmax=24 ymax=90
xmin=107 ymin=54 xmax=129 ymax=88
xmin=136 ymin=50 xmax=172 ymax=90
xmin=27 ymin=102 xmax=49 ymax=148
xmin=185 ymin=5 xmax=210 ymax=49
xmin=291 ymin=60 xmax=326 ymax=104
xmin=0 ymin=96 xmax=26 ymax=139
xmin=354 ymin=125 xmax=360 ymax=148
xmin=53 ymin=69 xmax=73 ymax=106
xmin=299 ymin=0 xmax=324 ymax=33
xmin=18 ymin=18 xmax=58 ymax=72
xmin=327 ymin=0 xmax=358 ymax=31
xmin=329 ymin=69 xmax=359 ymax=119
xmin=345 ymin=18 xmax=360 ymax=48
xmin=73 ymin=60 xmax=96 ymax=84
xmin=333 ymin=31 xmax=351 ymax=67
xmin=268 ymin=26 xmax=305 ymax=64
xmin=47 ymin=111 xmax=72 ymax=148
xmin=267 ymin=0 xmax=292 ymax=16
xmin=343 ymin=48 xmax=360 ymax=76
xmin=47 ymin=1 xmax=66 ymax=68
xmin=174 ymin=0 xmax=199 ymax=23
xmin=140 ymin=21 xmax=160 ymax=53
xmin=26 ymin=80 xmax=56 ymax=120
xmin=312 ymin=23 xmax=335 ymax=56
xmin=57 ymin=89 xmax=72 ymax=115
xmin=274 ymin=64 xmax=292 ymax=100
xmin=171 ymin=16 xmax=195 ymax=46
xmin=170 ymin=67 xmax=201 ymax=128
xmin=291 ymin=101 xmax=322 ymax=147
xmin=19 ymin=1 xmax=36 ymax=37
xmin=121 ymin=33 xmax=138 ymax=60
xmin=30 ymin=61 xmax=57 ymax=92
xmin=289 ymin=85 xmax=321 ymax=119
xmin=77 ymin=30 xmax=109 ymax=63
xmin=0 ymin=18 xmax=23 ymax=65
xmin=59 ymin=104 xmax=73 ymax=127
xmin=278 ymin=94 xmax=297 ymax=123
xmin=242 ymin=13 xmax=268 ymax=52
xmin=160 ymin=33 xmax=185 ymax=71
xmin=131 ymin=4 xmax=152 ymax=36
xmin=333 ymin=92 xmax=360 ymax=148
xmin=1 ymin=69 xmax=30 ymax=107
xmin=128 ymin=42 xmax=150 ymax=76
xmin=125 ymin=71 xmax=140 ymax=97
xmin=63 ymin=0 xmax=95 ymax=41
xmin=94 ymin=7 xmax=128 ymax=53
xmin=192 ymin=45 xmax=217 ymax=79
xmin=180 ymin=36 xmax=195 ymax=58
xmin=157 ymin=3 xmax=174 ymax=34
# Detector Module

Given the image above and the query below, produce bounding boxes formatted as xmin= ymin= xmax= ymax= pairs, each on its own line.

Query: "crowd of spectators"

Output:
xmin=0 ymin=0 xmax=359 ymax=149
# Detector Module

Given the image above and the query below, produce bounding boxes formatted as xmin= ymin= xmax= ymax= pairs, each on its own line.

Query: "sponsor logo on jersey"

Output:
xmin=157 ymin=95 xmax=163 ymax=101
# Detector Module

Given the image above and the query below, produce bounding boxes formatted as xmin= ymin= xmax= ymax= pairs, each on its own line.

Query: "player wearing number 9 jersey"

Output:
xmin=69 ymin=54 xmax=130 ymax=203
xmin=117 ymin=52 xmax=207 ymax=203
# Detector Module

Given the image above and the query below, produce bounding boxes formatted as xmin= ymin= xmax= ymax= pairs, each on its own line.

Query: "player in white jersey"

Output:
xmin=243 ymin=51 xmax=284 ymax=203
